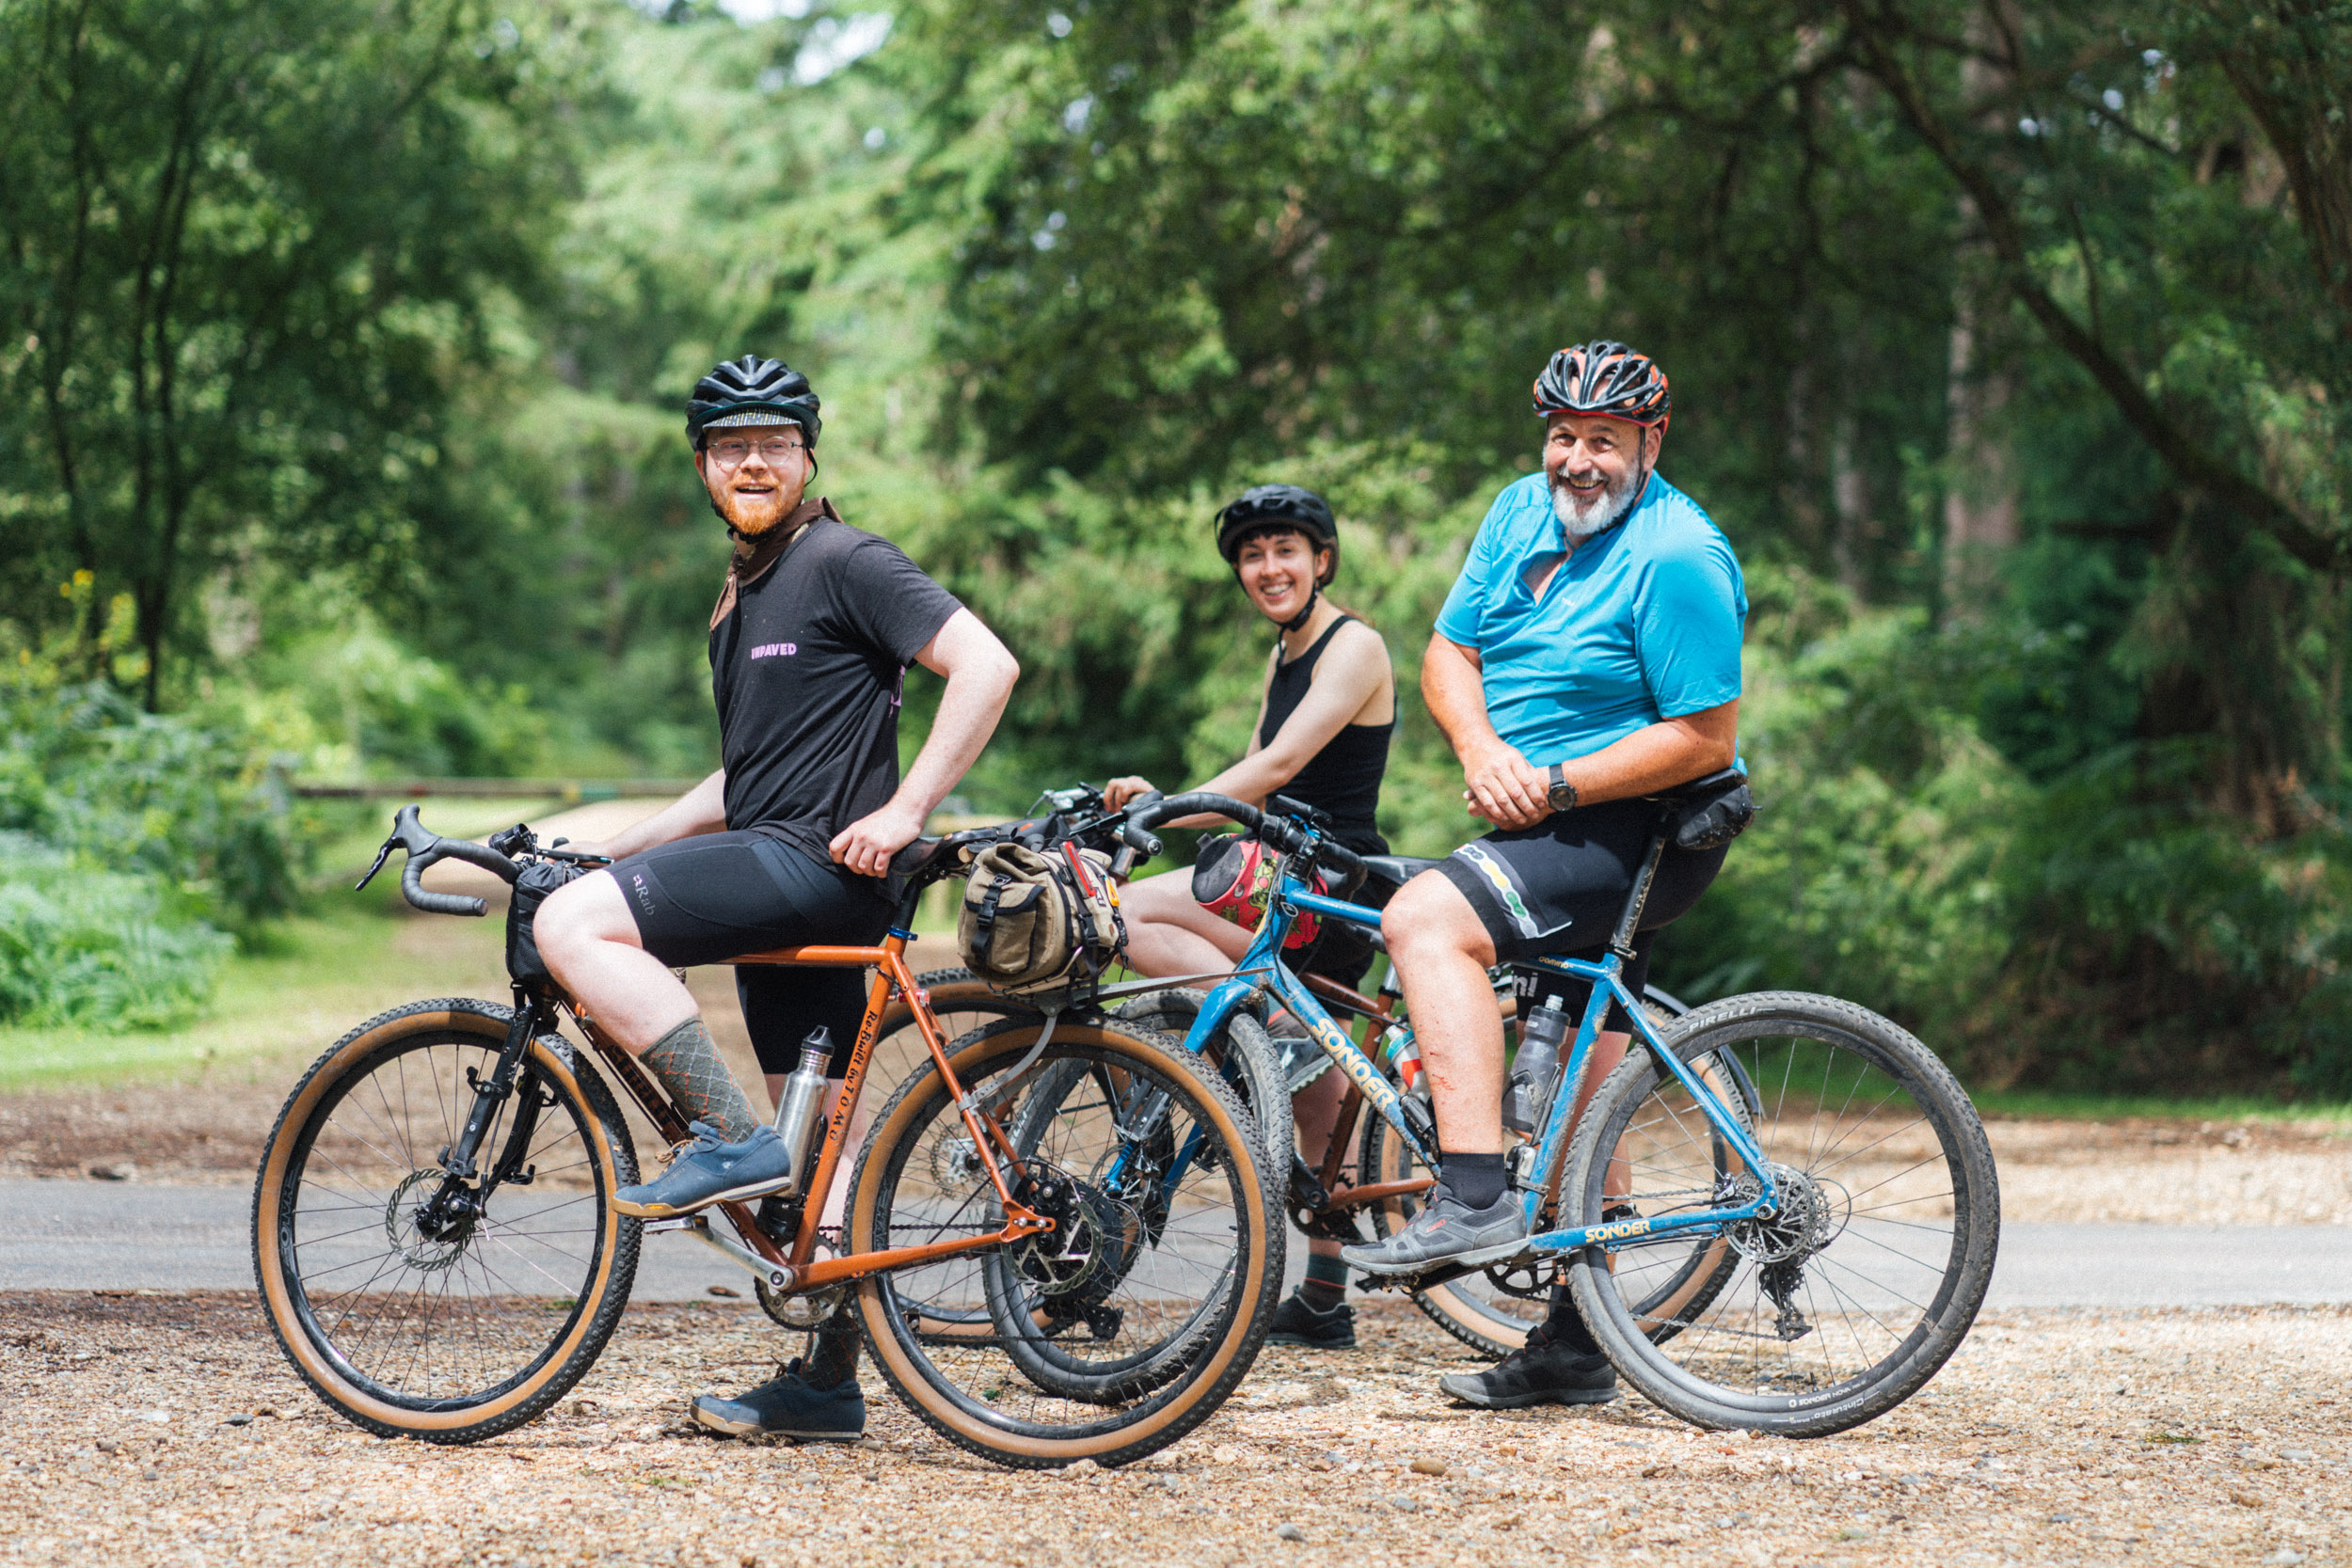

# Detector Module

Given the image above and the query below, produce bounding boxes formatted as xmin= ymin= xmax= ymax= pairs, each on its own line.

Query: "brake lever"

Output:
xmin=355 ymin=836 xmax=398 ymax=893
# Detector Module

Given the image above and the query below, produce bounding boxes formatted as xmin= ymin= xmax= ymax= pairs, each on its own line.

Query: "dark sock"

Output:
xmin=640 ymin=1016 xmax=760 ymax=1143
xmin=803 ymin=1312 xmax=861 ymax=1389
xmin=1299 ymin=1253 xmax=1347 ymax=1312
xmin=1443 ymin=1151 xmax=1508 ymax=1210
xmin=1545 ymin=1284 xmax=1602 ymax=1354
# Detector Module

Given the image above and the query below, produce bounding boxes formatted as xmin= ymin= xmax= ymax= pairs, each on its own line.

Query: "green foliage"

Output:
xmin=2 ymin=0 xmax=2346 ymax=1086
xmin=0 ymin=832 xmax=232 ymax=1031
xmin=0 ymin=678 xmax=304 ymax=931
xmin=0 ymin=669 xmax=306 ymax=1030
xmin=0 ymin=0 xmax=593 ymax=709
xmin=1652 ymin=577 xmax=2352 ymax=1092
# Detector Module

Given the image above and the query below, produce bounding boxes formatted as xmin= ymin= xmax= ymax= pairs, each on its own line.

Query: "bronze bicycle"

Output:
xmin=250 ymin=805 xmax=1281 ymax=1467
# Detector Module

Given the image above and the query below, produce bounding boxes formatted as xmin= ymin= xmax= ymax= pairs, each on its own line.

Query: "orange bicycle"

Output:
xmin=250 ymin=806 xmax=1281 ymax=1467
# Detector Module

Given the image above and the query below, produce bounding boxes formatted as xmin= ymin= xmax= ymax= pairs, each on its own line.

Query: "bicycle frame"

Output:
xmin=564 ymin=922 xmax=1053 ymax=1295
xmin=1175 ymin=836 xmax=1782 ymax=1258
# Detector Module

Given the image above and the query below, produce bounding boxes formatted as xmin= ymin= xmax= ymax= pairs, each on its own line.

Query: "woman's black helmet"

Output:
xmin=1214 ymin=484 xmax=1340 ymax=585
xmin=1533 ymin=341 xmax=1671 ymax=429
xmin=686 ymin=355 xmax=822 ymax=450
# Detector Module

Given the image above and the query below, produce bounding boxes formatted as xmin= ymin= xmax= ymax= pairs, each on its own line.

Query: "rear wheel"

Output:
xmin=850 ymin=1018 xmax=1281 ymax=1467
xmin=1565 ymin=992 xmax=2000 ymax=1436
xmin=251 ymin=998 xmax=640 ymax=1444
xmin=1371 ymin=991 xmax=1743 ymax=1358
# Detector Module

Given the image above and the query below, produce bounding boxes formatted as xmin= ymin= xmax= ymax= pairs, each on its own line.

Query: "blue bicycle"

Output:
xmin=1109 ymin=786 xmax=2000 ymax=1437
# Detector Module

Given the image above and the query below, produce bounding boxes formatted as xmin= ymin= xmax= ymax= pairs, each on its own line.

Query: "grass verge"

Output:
xmin=0 ymin=891 xmax=508 ymax=1092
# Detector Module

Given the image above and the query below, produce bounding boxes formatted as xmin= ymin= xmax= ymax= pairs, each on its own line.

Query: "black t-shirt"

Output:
xmin=708 ymin=507 xmax=962 ymax=868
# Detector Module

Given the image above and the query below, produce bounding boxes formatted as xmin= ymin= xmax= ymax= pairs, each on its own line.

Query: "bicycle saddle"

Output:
xmin=1359 ymin=853 xmax=1444 ymax=888
xmin=889 ymin=836 xmax=955 ymax=878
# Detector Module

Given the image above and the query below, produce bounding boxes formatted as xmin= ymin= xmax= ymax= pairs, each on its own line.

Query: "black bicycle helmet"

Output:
xmin=1533 ymin=340 xmax=1671 ymax=429
xmin=686 ymin=355 xmax=822 ymax=450
xmin=1214 ymin=484 xmax=1339 ymax=581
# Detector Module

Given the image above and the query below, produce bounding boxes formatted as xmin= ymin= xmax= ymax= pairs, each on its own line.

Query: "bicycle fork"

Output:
xmin=415 ymin=989 xmax=549 ymax=1241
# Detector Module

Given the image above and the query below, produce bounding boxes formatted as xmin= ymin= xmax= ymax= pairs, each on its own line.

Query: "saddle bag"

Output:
xmin=1662 ymin=768 xmax=1757 ymax=851
xmin=958 ymin=841 xmax=1125 ymax=996
xmin=507 ymin=858 xmax=590 ymax=987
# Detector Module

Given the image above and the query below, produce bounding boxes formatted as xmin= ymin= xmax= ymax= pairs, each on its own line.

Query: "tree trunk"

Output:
xmin=1940 ymin=290 xmax=2018 ymax=618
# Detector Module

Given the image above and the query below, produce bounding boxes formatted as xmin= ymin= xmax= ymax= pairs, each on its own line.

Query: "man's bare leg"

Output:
xmin=537 ymin=871 xmax=763 ymax=1141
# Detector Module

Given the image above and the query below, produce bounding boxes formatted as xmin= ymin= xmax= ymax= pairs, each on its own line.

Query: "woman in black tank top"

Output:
xmin=1102 ymin=483 xmax=1395 ymax=1348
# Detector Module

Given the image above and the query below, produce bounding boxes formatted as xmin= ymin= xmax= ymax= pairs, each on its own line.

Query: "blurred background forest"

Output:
xmin=3 ymin=0 xmax=2347 ymax=1096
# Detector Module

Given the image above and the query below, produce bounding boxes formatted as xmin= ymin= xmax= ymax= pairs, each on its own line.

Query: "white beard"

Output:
xmin=1549 ymin=461 xmax=1643 ymax=540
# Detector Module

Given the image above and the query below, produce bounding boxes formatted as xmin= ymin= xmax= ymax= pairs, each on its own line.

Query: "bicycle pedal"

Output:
xmin=640 ymin=1216 xmax=696 ymax=1234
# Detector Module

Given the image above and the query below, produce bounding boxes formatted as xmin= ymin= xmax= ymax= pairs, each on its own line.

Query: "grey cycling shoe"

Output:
xmin=1340 ymin=1189 xmax=1530 ymax=1275
xmin=691 ymin=1358 xmax=866 ymax=1441
xmin=614 ymin=1121 xmax=796 ymax=1217
xmin=1438 ymin=1322 xmax=1618 ymax=1409
xmin=1267 ymin=1035 xmax=1333 ymax=1092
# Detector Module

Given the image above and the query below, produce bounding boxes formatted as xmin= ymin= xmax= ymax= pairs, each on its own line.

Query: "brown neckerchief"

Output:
xmin=709 ymin=496 xmax=840 ymax=629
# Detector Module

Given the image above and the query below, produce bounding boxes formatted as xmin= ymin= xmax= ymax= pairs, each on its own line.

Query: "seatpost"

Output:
xmin=1608 ymin=827 xmax=1672 ymax=961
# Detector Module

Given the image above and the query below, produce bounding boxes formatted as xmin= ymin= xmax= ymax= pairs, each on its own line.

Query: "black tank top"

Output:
xmin=1257 ymin=615 xmax=1393 ymax=854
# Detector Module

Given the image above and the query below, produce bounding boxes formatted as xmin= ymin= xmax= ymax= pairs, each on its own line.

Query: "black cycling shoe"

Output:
xmin=1264 ymin=1291 xmax=1357 ymax=1349
xmin=690 ymin=1358 xmax=866 ymax=1441
xmin=1437 ymin=1322 xmax=1618 ymax=1409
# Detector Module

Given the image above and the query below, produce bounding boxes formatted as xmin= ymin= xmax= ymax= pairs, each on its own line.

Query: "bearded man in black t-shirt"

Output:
xmin=534 ymin=356 xmax=1019 ymax=1442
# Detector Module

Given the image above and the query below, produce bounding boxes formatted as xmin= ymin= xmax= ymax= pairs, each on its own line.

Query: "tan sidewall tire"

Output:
xmin=850 ymin=1020 xmax=1279 ymax=1466
xmin=252 ymin=999 xmax=633 ymax=1439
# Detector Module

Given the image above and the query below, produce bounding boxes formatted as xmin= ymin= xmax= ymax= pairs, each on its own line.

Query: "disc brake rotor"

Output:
xmin=384 ymin=1169 xmax=475 ymax=1273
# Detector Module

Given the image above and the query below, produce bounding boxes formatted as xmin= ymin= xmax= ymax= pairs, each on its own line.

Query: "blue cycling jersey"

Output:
xmin=1434 ymin=470 xmax=1746 ymax=766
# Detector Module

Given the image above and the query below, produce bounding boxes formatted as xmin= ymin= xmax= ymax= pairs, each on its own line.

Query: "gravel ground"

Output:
xmin=4 ymin=1291 xmax=2346 ymax=1568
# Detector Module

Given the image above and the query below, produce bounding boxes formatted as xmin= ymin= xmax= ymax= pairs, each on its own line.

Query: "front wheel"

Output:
xmin=251 ymin=998 xmax=641 ymax=1443
xmin=850 ymin=1018 xmax=1282 ymax=1467
xmin=1564 ymin=991 xmax=2000 ymax=1436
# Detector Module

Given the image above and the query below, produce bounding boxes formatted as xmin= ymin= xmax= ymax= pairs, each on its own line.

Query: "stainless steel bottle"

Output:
xmin=771 ymin=1026 xmax=835 ymax=1196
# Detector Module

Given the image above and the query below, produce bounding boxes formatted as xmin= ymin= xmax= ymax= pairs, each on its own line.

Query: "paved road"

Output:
xmin=3 ymin=1179 xmax=2348 ymax=1307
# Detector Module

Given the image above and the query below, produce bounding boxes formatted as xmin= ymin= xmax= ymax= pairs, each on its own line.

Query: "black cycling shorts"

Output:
xmin=609 ymin=830 xmax=889 ymax=1076
xmin=1437 ymin=797 xmax=1726 ymax=1029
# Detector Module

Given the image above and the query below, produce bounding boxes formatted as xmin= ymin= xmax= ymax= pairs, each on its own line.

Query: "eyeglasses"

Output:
xmin=706 ymin=435 xmax=806 ymax=467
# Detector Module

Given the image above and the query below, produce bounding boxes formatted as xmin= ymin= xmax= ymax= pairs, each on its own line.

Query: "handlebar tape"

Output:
xmin=1128 ymin=791 xmax=1266 ymax=833
xmin=402 ymin=854 xmax=488 ymax=918
xmin=1127 ymin=790 xmax=1364 ymax=886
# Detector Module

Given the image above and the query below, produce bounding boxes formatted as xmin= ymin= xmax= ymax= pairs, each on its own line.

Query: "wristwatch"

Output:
xmin=1547 ymin=764 xmax=1579 ymax=814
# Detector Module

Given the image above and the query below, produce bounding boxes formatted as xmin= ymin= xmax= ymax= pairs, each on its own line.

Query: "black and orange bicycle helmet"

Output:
xmin=1533 ymin=341 xmax=1670 ymax=429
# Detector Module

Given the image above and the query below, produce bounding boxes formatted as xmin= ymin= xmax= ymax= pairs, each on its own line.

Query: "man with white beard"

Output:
xmin=1342 ymin=341 xmax=1746 ymax=1411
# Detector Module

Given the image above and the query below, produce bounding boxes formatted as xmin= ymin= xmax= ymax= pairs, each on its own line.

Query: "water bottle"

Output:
xmin=1383 ymin=1027 xmax=1424 ymax=1093
xmin=770 ymin=1027 xmax=836 ymax=1196
xmin=1502 ymin=995 xmax=1569 ymax=1135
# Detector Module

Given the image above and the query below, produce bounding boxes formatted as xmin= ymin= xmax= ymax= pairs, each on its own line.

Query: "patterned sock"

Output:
xmin=1545 ymin=1283 xmax=1602 ymax=1354
xmin=803 ymin=1309 xmax=862 ymax=1389
xmin=640 ymin=1016 xmax=760 ymax=1143
xmin=1299 ymin=1253 xmax=1348 ymax=1312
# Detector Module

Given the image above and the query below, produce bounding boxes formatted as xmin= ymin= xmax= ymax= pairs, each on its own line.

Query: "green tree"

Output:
xmin=0 ymin=0 xmax=589 ymax=707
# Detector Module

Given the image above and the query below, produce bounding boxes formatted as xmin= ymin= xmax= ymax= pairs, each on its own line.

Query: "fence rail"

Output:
xmin=296 ymin=778 xmax=1011 ymax=833
xmin=294 ymin=778 xmax=700 ymax=803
